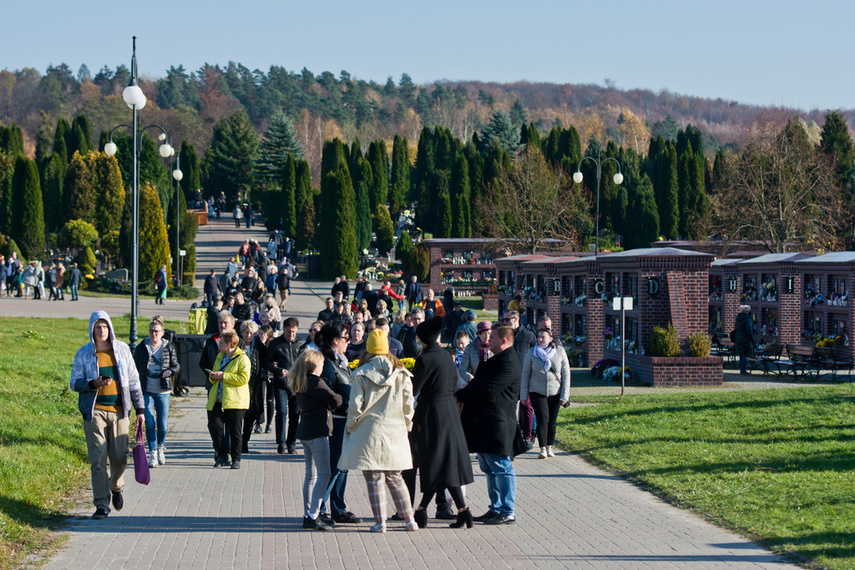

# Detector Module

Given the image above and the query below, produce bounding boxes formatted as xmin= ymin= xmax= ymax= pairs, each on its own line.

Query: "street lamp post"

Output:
xmin=172 ymin=153 xmax=183 ymax=286
xmin=573 ymin=148 xmax=623 ymax=255
xmin=103 ymin=37 xmax=174 ymax=348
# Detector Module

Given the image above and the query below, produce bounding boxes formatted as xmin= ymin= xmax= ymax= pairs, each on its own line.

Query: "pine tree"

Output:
xmin=254 ymin=111 xmax=303 ymax=187
xmin=89 ymin=152 xmax=125 ymax=238
xmin=69 ymin=114 xmax=93 ymax=156
xmin=40 ymin=152 xmax=65 ymax=232
xmin=480 ymin=110 xmax=523 ymax=156
xmin=374 ymin=204 xmax=395 ymax=254
xmin=509 ymin=99 xmax=528 ymax=126
xmin=389 ymin=135 xmax=409 ymax=214
xmin=138 ymin=181 xmax=171 ymax=283
xmin=62 ymin=151 xmax=93 ymax=226
xmin=451 ymin=154 xmax=471 ymax=237
xmin=202 ymin=111 xmax=259 ymax=205
xmin=11 ymin=156 xmax=45 ymax=260
xmin=820 ymin=110 xmax=855 ymax=188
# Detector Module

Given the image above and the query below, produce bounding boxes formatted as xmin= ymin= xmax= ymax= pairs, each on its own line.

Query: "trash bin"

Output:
xmin=188 ymin=308 xmax=207 ymax=334
xmin=174 ymin=334 xmax=209 ymax=395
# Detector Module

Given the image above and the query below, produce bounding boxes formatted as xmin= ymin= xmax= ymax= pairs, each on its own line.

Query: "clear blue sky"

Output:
xmin=4 ymin=0 xmax=852 ymax=112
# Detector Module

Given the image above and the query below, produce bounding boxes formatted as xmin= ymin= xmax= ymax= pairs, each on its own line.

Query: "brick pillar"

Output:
xmin=667 ymin=271 xmax=689 ymax=339
xmin=723 ymin=270 xmax=740 ymax=337
xmin=778 ymin=272 xmax=801 ymax=347
xmin=587 ymin=274 xmax=604 ymax=365
xmin=547 ymin=277 xmax=561 ymax=330
xmin=429 ymin=247 xmax=441 ymax=293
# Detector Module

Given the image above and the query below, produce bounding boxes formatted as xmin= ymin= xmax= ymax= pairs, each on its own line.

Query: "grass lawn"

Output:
xmin=0 ymin=316 xmax=184 ymax=569
xmin=556 ymin=386 xmax=855 ymax=569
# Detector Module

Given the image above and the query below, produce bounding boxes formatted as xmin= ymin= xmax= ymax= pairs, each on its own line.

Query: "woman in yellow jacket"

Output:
xmin=206 ymin=330 xmax=251 ymax=469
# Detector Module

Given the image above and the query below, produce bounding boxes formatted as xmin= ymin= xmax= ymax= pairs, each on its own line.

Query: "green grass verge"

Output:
xmin=0 ymin=316 xmax=183 ymax=569
xmin=556 ymin=385 xmax=855 ymax=569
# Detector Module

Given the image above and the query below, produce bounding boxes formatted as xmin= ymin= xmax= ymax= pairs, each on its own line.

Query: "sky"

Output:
xmin=3 ymin=0 xmax=853 ymax=112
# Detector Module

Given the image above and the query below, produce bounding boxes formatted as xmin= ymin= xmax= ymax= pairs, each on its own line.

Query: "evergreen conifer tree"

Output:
xmin=368 ymin=140 xmax=389 ymax=214
xmin=396 ymin=231 xmax=414 ymax=270
xmin=179 ymin=141 xmax=201 ymax=202
xmin=389 ymin=134 xmax=409 ymax=214
xmin=0 ymin=123 xmax=25 ymax=157
xmin=35 ymin=114 xmax=54 ymax=165
xmin=320 ymin=167 xmax=357 ymax=279
xmin=62 ymin=151 xmax=93 ymax=226
xmin=480 ymin=110 xmax=523 ymax=156
xmin=280 ymin=154 xmax=297 ymax=236
xmin=451 ymin=154 xmax=471 ymax=237
xmin=295 ymin=159 xmax=315 ymax=250
xmin=820 ymin=110 xmax=855 ymax=188
xmin=434 ymin=171 xmax=452 ymax=238
xmin=69 ymin=115 xmax=93 ymax=156
xmin=355 ymin=159 xmax=373 ymax=252
xmin=53 ymin=117 xmax=71 ymax=167
xmin=89 ymin=152 xmax=125 ymax=238
xmin=40 ymin=152 xmax=65 ymax=232
xmin=349 ymin=138 xmax=363 ymax=175
xmin=202 ymin=111 xmax=259 ymax=205
xmin=656 ymin=143 xmax=680 ymax=239
xmin=11 ymin=156 xmax=45 ymax=260
xmin=0 ymin=151 xmax=13 ymax=235
xmin=254 ymin=111 xmax=303 ymax=187
xmin=374 ymin=204 xmax=395 ymax=254
xmin=138 ymin=181 xmax=171 ymax=283
xmin=510 ymin=99 xmax=528 ymax=126
xmin=624 ymin=175 xmax=659 ymax=248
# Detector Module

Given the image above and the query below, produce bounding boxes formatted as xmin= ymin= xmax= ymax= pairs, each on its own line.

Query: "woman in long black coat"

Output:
xmin=411 ymin=317 xmax=474 ymax=529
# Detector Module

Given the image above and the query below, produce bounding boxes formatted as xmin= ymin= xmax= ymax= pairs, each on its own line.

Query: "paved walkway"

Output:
xmin=45 ymin=390 xmax=795 ymax=569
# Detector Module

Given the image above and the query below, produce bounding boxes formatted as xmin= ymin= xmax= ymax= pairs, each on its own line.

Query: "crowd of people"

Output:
xmin=70 ymin=268 xmax=572 ymax=530
xmin=1 ymin=251 xmax=82 ymax=301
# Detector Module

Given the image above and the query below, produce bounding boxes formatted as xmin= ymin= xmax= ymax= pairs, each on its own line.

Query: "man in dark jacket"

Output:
xmin=317 ymin=298 xmax=335 ymax=323
xmin=204 ymin=269 xmax=222 ymax=307
xmin=68 ymin=262 xmax=81 ymax=300
xmin=734 ymin=304 xmax=755 ymax=374
xmin=505 ymin=309 xmax=537 ymax=445
xmin=204 ymin=297 xmax=223 ymax=335
xmin=398 ymin=308 xmax=424 ymax=358
xmin=404 ymin=274 xmax=423 ymax=311
xmin=263 ymin=317 xmax=304 ymax=454
xmin=456 ymin=325 xmax=520 ymax=525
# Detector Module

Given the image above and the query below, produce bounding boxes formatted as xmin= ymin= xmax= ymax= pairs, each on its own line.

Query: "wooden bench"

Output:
xmin=814 ymin=346 xmax=854 ymax=382
xmin=785 ymin=344 xmax=818 ymax=379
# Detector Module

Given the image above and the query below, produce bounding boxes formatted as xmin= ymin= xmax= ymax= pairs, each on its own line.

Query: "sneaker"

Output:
xmin=265 ymin=425 xmax=273 ymax=434
xmin=277 ymin=443 xmax=286 ymax=455
xmin=286 ymin=444 xmax=296 ymax=455
xmin=157 ymin=445 xmax=166 ymax=465
xmin=538 ymin=447 xmax=548 ymax=459
xmin=370 ymin=522 xmax=386 ymax=533
xmin=111 ymin=490 xmax=123 ymax=511
xmin=319 ymin=513 xmax=336 ymax=526
xmin=148 ymin=450 xmax=158 ymax=468
xmin=92 ymin=507 xmax=109 ymax=519
xmin=230 ymin=460 xmax=241 ymax=470
xmin=404 ymin=520 xmax=419 ymax=531
xmin=547 ymin=446 xmax=555 ymax=457
xmin=253 ymin=425 xmax=263 ymax=434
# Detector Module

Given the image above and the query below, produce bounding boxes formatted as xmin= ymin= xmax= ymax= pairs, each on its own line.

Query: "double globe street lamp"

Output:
xmin=573 ymin=149 xmax=623 ymax=256
xmin=104 ymin=37 xmax=181 ymax=349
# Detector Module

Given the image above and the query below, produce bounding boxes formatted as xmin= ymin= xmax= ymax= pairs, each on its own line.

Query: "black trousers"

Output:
xmin=274 ymin=385 xmax=299 ymax=446
xmin=529 ymin=392 xmax=562 ymax=447
xmin=208 ymin=402 xmax=246 ymax=461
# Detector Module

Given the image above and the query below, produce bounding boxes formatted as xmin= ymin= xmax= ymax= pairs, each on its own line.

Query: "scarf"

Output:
xmin=476 ymin=338 xmax=491 ymax=363
xmin=533 ymin=343 xmax=556 ymax=372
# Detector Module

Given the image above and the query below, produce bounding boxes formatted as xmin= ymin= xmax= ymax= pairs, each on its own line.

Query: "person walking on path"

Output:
xmin=289 ymin=349 xmax=341 ymax=531
xmin=70 ymin=310 xmax=145 ymax=520
xmin=206 ymin=330 xmax=250 ymax=469
xmin=317 ymin=322 xmax=361 ymax=526
xmin=133 ymin=316 xmax=179 ymax=468
xmin=734 ymin=304 xmax=755 ymax=375
xmin=154 ymin=265 xmax=168 ymax=305
xmin=338 ymin=329 xmax=418 ymax=533
xmin=411 ymin=317 xmax=474 ymax=530
xmin=239 ymin=321 xmax=268 ymax=454
xmin=520 ymin=327 xmax=570 ymax=459
xmin=263 ymin=317 xmax=303 ymax=455
xmin=204 ymin=269 xmax=222 ymax=307
xmin=233 ymin=205 xmax=242 ymax=228
xmin=67 ymin=262 xmax=81 ymax=300
xmin=504 ymin=309 xmax=537 ymax=447
xmin=404 ymin=275 xmax=423 ymax=311
xmin=456 ymin=324 xmax=521 ymax=526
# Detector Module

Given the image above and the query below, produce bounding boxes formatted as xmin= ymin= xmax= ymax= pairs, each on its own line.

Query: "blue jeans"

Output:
xmin=302 ymin=437 xmax=331 ymax=518
xmin=321 ymin=416 xmax=349 ymax=515
xmin=70 ymin=284 xmax=78 ymax=300
xmin=477 ymin=452 xmax=516 ymax=515
xmin=144 ymin=392 xmax=170 ymax=452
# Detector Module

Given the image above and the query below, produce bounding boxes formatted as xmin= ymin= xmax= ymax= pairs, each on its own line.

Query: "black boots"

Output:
xmin=449 ymin=508 xmax=473 ymax=529
xmin=414 ymin=509 xmax=428 ymax=529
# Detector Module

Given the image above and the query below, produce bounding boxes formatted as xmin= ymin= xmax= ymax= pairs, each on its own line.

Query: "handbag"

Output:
xmin=133 ymin=421 xmax=151 ymax=485
xmin=512 ymin=422 xmax=528 ymax=457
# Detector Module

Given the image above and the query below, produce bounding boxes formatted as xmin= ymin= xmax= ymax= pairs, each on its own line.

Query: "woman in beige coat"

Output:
xmin=338 ymin=329 xmax=417 ymax=533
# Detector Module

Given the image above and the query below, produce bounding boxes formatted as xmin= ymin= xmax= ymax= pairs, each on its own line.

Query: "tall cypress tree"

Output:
xmin=138 ymin=181 xmax=171 ymax=282
xmin=389 ymin=134 xmax=409 ymax=214
xmin=40 ymin=152 xmax=65 ymax=232
xmin=677 ymin=147 xmax=693 ymax=238
xmin=179 ymin=141 xmax=201 ymax=202
xmin=0 ymin=123 xmax=25 ymax=157
xmin=355 ymin=158 xmax=373 ymax=252
xmin=53 ymin=117 xmax=71 ymax=167
xmin=62 ymin=151 xmax=93 ymax=226
xmin=321 ymin=167 xmax=357 ymax=279
xmin=280 ymin=154 xmax=297 ymax=236
xmin=367 ymin=140 xmax=389 ymax=214
xmin=11 ymin=156 xmax=45 ymax=260
xmin=624 ymin=174 xmax=660 ymax=248
xmin=319 ymin=139 xmax=351 ymax=263
xmin=656 ymin=143 xmax=680 ymax=239
xmin=89 ymin=152 xmax=125 ymax=238
xmin=450 ymin=154 xmax=471 ymax=237
xmin=434 ymin=171 xmax=452 ymax=238
xmin=374 ymin=204 xmax=395 ymax=254
xmin=69 ymin=114 xmax=93 ymax=157
xmin=0 ymin=151 xmax=14 ymax=236
xmin=295 ymin=159 xmax=314 ymax=249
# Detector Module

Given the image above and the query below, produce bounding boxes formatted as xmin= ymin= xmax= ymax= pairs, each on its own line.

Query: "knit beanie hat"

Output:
xmin=366 ymin=329 xmax=389 ymax=355
xmin=416 ymin=316 xmax=444 ymax=345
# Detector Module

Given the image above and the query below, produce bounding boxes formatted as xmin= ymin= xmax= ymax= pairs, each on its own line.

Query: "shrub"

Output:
xmin=649 ymin=323 xmax=681 ymax=357
xmin=61 ymin=219 xmax=99 ymax=249
xmin=409 ymin=244 xmax=430 ymax=282
xmin=688 ymin=331 xmax=712 ymax=357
